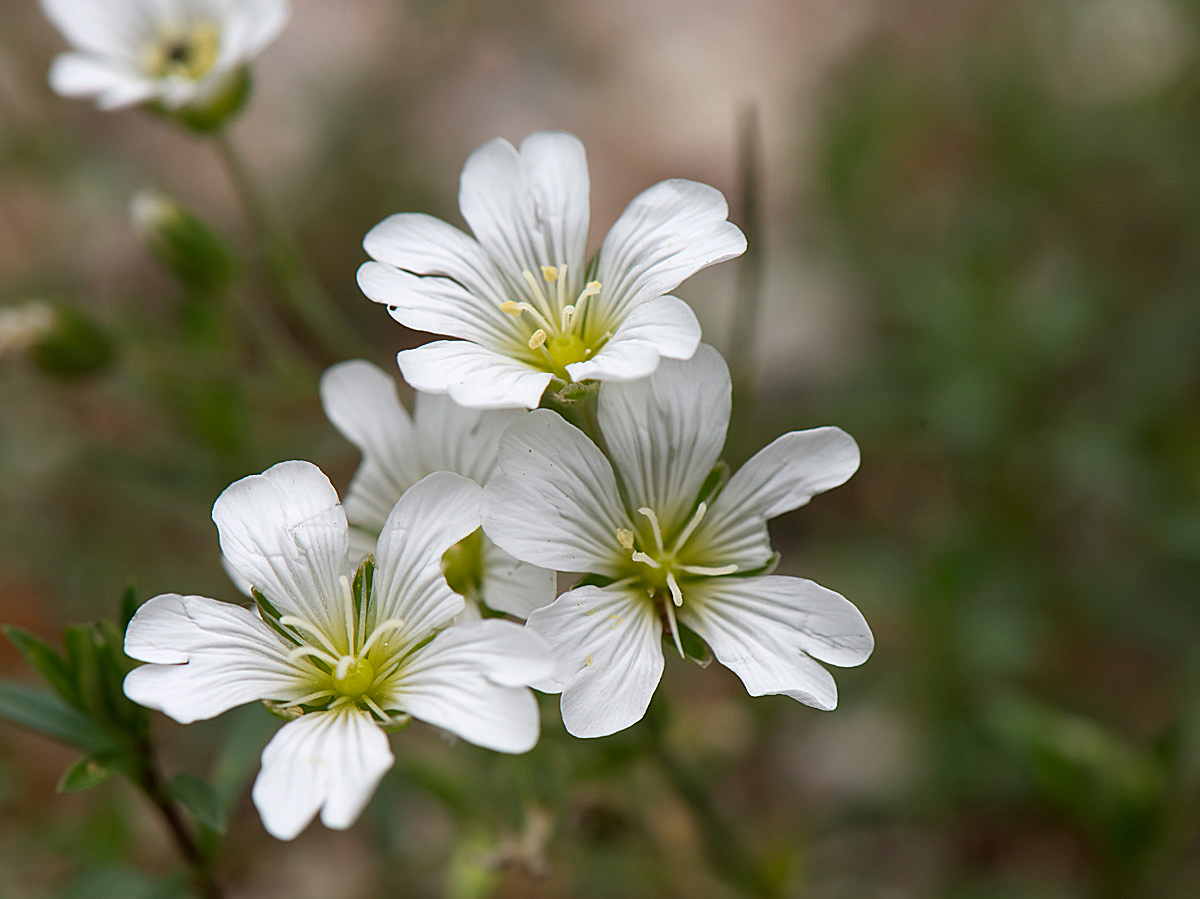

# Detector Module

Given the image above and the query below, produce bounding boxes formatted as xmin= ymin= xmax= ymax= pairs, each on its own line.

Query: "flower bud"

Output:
xmin=131 ymin=190 xmax=235 ymax=292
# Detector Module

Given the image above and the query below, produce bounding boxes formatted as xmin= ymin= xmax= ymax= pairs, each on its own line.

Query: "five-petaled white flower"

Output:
xmin=481 ymin=345 xmax=873 ymax=738
xmin=320 ymin=359 xmax=555 ymax=620
xmin=39 ymin=0 xmax=289 ymax=111
xmin=358 ymin=131 xmax=747 ymax=409
xmin=123 ymin=460 xmax=552 ymax=840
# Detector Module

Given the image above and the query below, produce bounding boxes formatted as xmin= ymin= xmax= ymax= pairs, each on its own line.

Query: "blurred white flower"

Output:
xmin=482 ymin=345 xmax=873 ymax=738
xmin=0 ymin=302 xmax=56 ymax=358
xmin=320 ymin=359 xmax=556 ymax=620
xmin=124 ymin=461 xmax=552 ymax=840
xmin=359 ymin=131 xmax=746 ymax=409
xmin=39 ymin=0 xmax=289 ymax=111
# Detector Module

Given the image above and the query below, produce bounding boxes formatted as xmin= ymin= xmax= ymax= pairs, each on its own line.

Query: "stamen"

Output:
xmin=663 ymin=597 xmax=685 ymax=658
xmin=637 ymin=507 xmax=665 ymax=552
xmin=287 ymin=645 xmax=340 ymax=667
xmin=666 ymin=570 xmax=684 ymax=608
xmin=284 ymin=689 xmax=334 ymax=707
xmin=616 ymin=528 xmax=635 ymax=550
xmin=500 ymin=300 xmax=555 ymax=334
xmin=670 ymin=502 xmax=708 ymax=555
xmin=528 ymin=329 xmax=547 ymax=350
xmin=279 ymin=615 xmax=341 ymax=657
xmin=572 ymin=280 xmax=602 ymax=323
xmin=334 ymin=655 xmax=354 ymax=680
xmin=676 ymin=562 xmax=739 ymax=576
xmin=500 ymin=300 xmax=521 ymax=315
xmin=361 ymin=694 xmax=388 ymax=720
xmin=357 ymin=617 xmax=408 ymax=657
xmin=541 ymin=265 xmax=559 ymax=282
xmin=631 ymin=551 xmax=661 ymax=568
xmin=560 ymin=304 xmax=575 ymax=330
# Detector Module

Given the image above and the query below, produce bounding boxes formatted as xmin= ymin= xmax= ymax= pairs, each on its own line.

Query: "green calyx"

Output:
xmin=442 ymin=528 xmax=486 ymax=601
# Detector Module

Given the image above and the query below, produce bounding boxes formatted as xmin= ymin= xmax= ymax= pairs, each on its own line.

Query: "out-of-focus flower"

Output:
xmin=0 ymin=302 xmax=57 ymax=358
xmin=124 ymin=461 xmax=552 ymax=840
xmin=482 ymin=345 xmax=873 ymax=738
xmin=39 ymin=0 xmax=289 ymax=118
xmin=359 ymin=131 xmax=746 ymax=409
xmin=320 ymin=359 xmax=556 ymax=619
xmin=130 ymin=190 xmax=235 ymax=291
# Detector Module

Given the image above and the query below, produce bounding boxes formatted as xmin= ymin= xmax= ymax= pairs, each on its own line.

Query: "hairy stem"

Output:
xmin=212 ymin=130 xmax=363 ymax=362
xmin=644 ymin=699 xmax=780 ymax=899
xmin=136 ymin=739 xmax=223 ymax=899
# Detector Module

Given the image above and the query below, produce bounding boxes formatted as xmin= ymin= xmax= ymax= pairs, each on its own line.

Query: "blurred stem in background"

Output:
xmin=211 ymin=130 xmax=365 ymax=363
xmin=727 ymin=103 xmax=765 ymax=451
xmin=643 ymin=697 xmax=782 ymax=899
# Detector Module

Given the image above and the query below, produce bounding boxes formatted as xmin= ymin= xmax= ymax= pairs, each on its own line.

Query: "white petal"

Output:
xmin=371 ymin=471 xmax=480 ymax=638
xmin=564 ymin=294 xmax=701 ymax=383
xmin=595 ymin=179 xmax=746 ymax=321
xmin=320 ymin=360 xmax=423 ymax=533
xmin=397 ymin=340 xmax=553 ymax=410
xmin=411 ymin=390 xmax=523 ymax=484
xmin=482 ymin=409 xmax=629 ymax=575
xmin=526 ymin=583 xmax=664 ymax=738
xmin=595 ymin=343 xmax=730 ymax=532
xmin=358 ymin=261 xmax=522 ymax=349
xmin=252 ymin=708 xmax=393 ymax=841
xmin=390 ymin=619 xmax=550 ymax=753
xmin=218 ymin=0 xmax=290 ymax=61
xmin=39 ymin=0 xmax=145 ymax=57
xmin=680 ymin=576 xmax=873 ymax=711
xmin=693 ymin=427 xmax=860 ymax=568
xmin=479 ymin=537 xmax=558 ymax=619
xmin=48 ymin=53 xmax=157 ymax=108
xmin=362 ymin=212 xmax=506 ymax=304
xmin=458 ymin=131 xmax=590 ymax=290
xmin=123 ymin=593 xmax=305 ymax=724
xmin=212 ymin=461 xmax=352 ymax=639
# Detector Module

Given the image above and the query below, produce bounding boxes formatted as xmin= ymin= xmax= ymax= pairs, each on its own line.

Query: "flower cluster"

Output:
xmin=42 ymin=0 xmax=872 ymax=843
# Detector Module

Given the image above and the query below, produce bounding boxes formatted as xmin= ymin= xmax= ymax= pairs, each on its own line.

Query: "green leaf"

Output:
xmin=120 ymin=582 xmax=140 ymax=631
xmin=0 ymin=681 xmax=114 ymax=753
xmin=57 ymin=755 xmax=115 ymax=793
xmin=168 ymin=774 xmax=227 ymax=834
xmin=2 ymin=625 xmax=81 ymax=708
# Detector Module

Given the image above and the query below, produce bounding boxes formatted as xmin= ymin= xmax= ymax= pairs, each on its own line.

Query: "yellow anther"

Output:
xmin=617 ymin=528 xmax=635 ymax=549
xmin=582 ymin=280 xmax=602 ymax=297
xmin=528 ymin=329 xmax=547 ymax=349
xmin=541 ymin=265 xmax=559 ymax=282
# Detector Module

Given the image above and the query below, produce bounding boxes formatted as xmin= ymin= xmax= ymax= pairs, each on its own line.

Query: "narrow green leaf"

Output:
xmin=57 ymin=755 xmax=115 ymax=793
xmin=119 ymin=582 xmax=140 ymax=630
xmin=2 ymin=626 xmax=81 ymax=708
xmin=168 ymin=773 xmax=227 ymax=834
xmin=0 ymin=681 xmax=114 ymax=753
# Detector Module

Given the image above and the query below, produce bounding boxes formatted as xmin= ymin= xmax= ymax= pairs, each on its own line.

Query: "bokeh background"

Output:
xmin=2 ymin=0 xmax=1200 ymax=896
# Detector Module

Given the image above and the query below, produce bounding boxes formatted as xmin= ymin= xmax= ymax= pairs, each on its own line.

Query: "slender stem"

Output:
xmin=136 ymin=738 xmax=223 ymax=899
xmin=644 ymin=699 xmax=780 ymax=899
xmin=211 ymin=130 xmax=364 ymax=361
xmin=727 ymin=104 xmax=765 ymax=439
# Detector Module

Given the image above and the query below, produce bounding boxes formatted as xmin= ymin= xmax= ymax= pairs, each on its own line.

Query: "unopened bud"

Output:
xmin=131 ymin=190 xmax=234 ymax=291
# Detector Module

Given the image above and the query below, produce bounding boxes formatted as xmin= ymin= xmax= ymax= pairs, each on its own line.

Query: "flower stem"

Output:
xmin=211 ymin=130 xmax=364 ymax=362
xmin=644 ymin=698 xmax=781 ymax=898
xmin=727 ymin=104 xmax=765 ymax=440
xmin=135 ymin=738 xmax=223 ymax=899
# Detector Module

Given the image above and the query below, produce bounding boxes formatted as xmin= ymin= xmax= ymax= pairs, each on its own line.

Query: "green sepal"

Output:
xmin=352 ymin=554 xmax=376 ymax=622
xmin=29 ymin=306 xmax=115 ymax=381
xmin=119 ymin=582 xmax=140 ymax=631
xmin=57 ymin=754 xmax=116 ymax=794
xmin=0 ymin=681 xmax=115 ymax=754
xmin=149 ymin=67 xmax=252 ymax=134
xmin=168 ymin=773 xmax=227 ymax=833
xmin=696 ymin=461 xmax=731 ymax=506
xmin=2 ymin=625 xmax=81 ymax=709
xmin=572 ymin=572 xmax=617 ymax=590
xmin=678 ymin=622 xmax=713 ymax=668
xmin=378 ymin=713 xmax=414 ymax=734
xmin=253 ymin=588 xmax=305 ymax=651
xmin=132 ymin=191 xmax=235 ymax=291
xmin=262 ymin=699 xmax=305 ymax=721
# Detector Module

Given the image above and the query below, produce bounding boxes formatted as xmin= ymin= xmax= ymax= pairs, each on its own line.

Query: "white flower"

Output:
xmin=359 ymin=131 xmax=747 ymax=409
xmin=39 ymin=0 xmax=289 ymax=111
xmin=123 ymin=461 xmax=552 ymax=840
xmin=481 ymin=345 xmax=873 ymax=738
xmin=0 ymin=302 xmax=56 ymax=358
xmin=320 ymin=359 xmax=556 ymax=620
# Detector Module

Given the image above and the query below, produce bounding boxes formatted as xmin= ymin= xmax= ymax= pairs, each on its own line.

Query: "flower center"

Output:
xmin=499 ymin=264 xmax=609 ymax=379
xmin=144 ymin=23 xmax=221 ymax=80
xmin=332 ymin=656 xmax=376 ymax=698
xmin=617 ymin=504 xmax=738 ymax=657
xmin=441 ymin=527 xmax=486 ymax=601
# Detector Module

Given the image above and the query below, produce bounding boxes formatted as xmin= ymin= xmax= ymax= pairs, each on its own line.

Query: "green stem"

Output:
xmin=644 ymin=699 xmax=780 ymax=899
xmin=136 ymin=738 xmax=223 ymax=899
xmin=211 ymin=130 xmax=363 ymax=362
xmin=727 ymin=104 xmax=765 ymax=447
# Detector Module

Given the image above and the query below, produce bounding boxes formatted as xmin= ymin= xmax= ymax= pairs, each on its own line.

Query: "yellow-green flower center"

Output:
xmin=332 ymin=656 xmax=376 ymax=698
xmin=499 ymin=265 xmax=610 ymax=380
xmin=145 ymin=23 xmax=221 ymax=80
xmin=441 ymin=528 xmax=486 ymax=600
